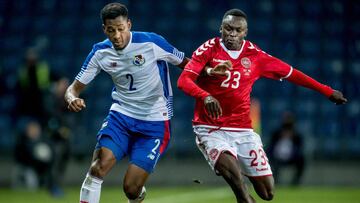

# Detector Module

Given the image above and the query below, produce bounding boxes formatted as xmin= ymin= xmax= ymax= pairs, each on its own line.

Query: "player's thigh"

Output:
xmin=128 ymin=120 xmax=171 ymax=173
xmin=194 ymin=128 xmax=237 ymax=171
xmin=236 ymin=132 xmax=272 ymax=177
xmin=129 ymin=135 xmax=168 ymax=174
xmin=215 ymin=151 xmax=242 ymax=177
xmin=95 ymin=134 xmax=128 ymax=161
xmin=89 ymin=146 xmax=116 ymax=177
xmin=96 ymin=111 xmax=131 ymax=161
xmin=90 ymin=134 xmax=129 ymax=177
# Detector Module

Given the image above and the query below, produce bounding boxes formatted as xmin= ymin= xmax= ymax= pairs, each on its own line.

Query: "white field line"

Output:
xmin=145 ymin=187 xmax=232 ymax=203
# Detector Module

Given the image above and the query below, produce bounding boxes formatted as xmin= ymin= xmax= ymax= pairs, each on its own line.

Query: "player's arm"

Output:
xmin=179 ymin=57 xmax=232 ymax=79
xmin=204 ymin=60 xmax=233 ymax=76
xmin=176 ymin=57 xmax=190 ymax=69
xmin=64 ymin=80 xmax=87 ymax=112
xmin=65 ymin=43 xmax=102 ymax=112
xmin=178 ymin=58 xmax=232 ymax=119
xmin=258 ymin=49 xmax=347 ymax=105
xmin=286 ymin=69 xmax=347 ymax=105
xmin=178 ymin=70 xmax=222 ymax=119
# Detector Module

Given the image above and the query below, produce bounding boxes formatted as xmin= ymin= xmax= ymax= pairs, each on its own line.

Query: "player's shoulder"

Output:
xmin=200 ymin=37 xmax=220 ymax=47
xmin=93 ymin=39 xmax=112 ymax=51
xmin=243 ymin=40 xmax=265 ymax=54
xmin=193 ymin=37 xmax=219 ymax=57
xmin=132 ymin=31 xmax=166 ymax=44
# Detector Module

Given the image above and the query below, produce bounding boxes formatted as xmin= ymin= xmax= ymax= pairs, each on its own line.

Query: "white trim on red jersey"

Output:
xmin=279 ymin=66 xmax=293 ymax=81
xmin=193 ymin=124 xmax=253 ymax=132
xmin=184 ymin=69 xmax=200 ymax=75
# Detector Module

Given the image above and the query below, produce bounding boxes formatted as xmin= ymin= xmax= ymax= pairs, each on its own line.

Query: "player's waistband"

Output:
xmin=110 ymin=103 xmax=170 ymax=121
xmin=193 ymin=124 xmax=253 ymax=133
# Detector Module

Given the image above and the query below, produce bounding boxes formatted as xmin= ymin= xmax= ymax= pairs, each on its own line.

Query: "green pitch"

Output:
xmin=0 ymin=186 xmax=360 ymax=203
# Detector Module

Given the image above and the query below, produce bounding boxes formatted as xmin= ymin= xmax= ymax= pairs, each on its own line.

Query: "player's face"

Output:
xmin=103 ymin=16 xmax=131 ymax=50
xmin=220 ymin=15 xmax=248 ymax=50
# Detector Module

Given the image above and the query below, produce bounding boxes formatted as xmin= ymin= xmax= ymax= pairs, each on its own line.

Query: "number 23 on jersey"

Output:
xmin=220 ymin=71 xmax=241 ymax=89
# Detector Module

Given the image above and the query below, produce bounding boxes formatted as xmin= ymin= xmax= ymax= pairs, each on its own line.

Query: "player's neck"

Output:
xmin=221 ymin=39 xmax=244 ymax=51
xmin=220 ymin=39 xmax=245 ymax=59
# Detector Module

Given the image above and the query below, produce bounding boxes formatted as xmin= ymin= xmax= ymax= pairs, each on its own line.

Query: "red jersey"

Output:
xmin=183 ymin=37 xmax=293 ymax=129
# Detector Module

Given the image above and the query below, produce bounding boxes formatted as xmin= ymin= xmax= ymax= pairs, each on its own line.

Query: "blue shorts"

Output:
xmin=95 ymin=110 xmax=171 ymax=173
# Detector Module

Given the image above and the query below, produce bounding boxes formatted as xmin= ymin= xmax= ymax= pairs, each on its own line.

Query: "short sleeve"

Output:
xmin=75 ymin=46 xmax=101 ymax=85
xmin=151 ymin=33 xmax=185 ymax=65
xmin=258 ymin=51 xmax=293 ymax=81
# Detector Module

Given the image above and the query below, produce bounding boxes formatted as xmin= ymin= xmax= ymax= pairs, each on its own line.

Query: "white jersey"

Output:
xmin=75 ymin=31 xmax=185 ymax=121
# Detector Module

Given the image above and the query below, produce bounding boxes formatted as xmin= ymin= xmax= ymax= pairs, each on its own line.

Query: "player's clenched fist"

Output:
xmin=329 ymin=90 xmax=347 ymax=105
xmin=67 ymin=98 xmax=86 ymax=112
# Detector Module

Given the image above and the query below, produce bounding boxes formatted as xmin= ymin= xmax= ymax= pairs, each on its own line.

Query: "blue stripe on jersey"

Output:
xmin=157 ymin=61 xmax=173 ymax=117
xmin=132 ymin=32 xmax=174 ymax=54
xmin=157 ymin=61 xmax=169 ymax=98
xmin=76 ymin=39 xmax=112 ymax=80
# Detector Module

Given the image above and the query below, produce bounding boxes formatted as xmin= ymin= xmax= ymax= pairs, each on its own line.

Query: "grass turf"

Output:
xmin=0 ymin=186 xmax=360 ymax=203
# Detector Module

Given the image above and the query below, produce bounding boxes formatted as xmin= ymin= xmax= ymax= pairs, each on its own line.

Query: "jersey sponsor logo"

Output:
xmin=133 ymin=54 xmax=145 ymax=66
xmin=110 ymin=62 xmax=117 ymax=67
xmin=147 ymin=153 xmax=156 ymax=160
xmin=213 ymin=58 xmax=227 ymax=63
xmin=195 ymin=38 xmax=216 ymax=56
xmin=256 ymin=167 xmax=269 ymax=172
xmin=209 ymin=148 xmax=219 ymax=160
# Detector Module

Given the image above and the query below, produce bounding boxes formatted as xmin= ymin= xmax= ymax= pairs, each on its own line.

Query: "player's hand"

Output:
xmin=67 ymin=98 xmax=86 ymax=112
xmin=204 ymin=95 xmax=222 ymax=119
xmin=329 ymin=90 xmax=347 ymax=105
xmin=208 ymin=60 xmax=233 ymax=76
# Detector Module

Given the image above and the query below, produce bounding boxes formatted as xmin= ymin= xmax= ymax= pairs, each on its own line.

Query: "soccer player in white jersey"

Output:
xmin=64 ymin=3 xmax=190 ymax=203
xmin=178 ymin=9 xmax=347 ymax=202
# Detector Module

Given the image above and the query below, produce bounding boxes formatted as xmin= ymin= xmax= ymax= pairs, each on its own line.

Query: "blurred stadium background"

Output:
xmin=0 ymin=0 xmax=359 ymax=202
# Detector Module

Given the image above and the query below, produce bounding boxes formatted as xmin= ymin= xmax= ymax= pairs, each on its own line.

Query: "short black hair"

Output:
xmin=223 ymin=8 xmax=247 ymax=20
xmin=100 ymin=2 xmax=128 ymax=24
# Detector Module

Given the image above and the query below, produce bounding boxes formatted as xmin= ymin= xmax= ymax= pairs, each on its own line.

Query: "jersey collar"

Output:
xmin=220 ymin=39 xmax=246 ymax=59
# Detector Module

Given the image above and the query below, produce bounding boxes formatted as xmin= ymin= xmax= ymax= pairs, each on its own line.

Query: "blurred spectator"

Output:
xmin=12 ymin=119 xmax=53 ymax=191
xmin=267 ymin=112 xmax=305 ymax=186
xmin=14 ymin=47 xmax=54 ymax=125
xmin=13 ymin=47 xmax=68 ymax=197
xmin=46 ymin=77 xmax=72 ymax=196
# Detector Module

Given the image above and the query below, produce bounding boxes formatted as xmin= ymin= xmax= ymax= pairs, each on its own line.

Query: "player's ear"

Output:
xmin=102 ymin=24 xmax=106 ymax=33
xmin=127 ymin=19 xmax=132 ymax=30
xmin=219 ymin=26 xmax=222 ymax=33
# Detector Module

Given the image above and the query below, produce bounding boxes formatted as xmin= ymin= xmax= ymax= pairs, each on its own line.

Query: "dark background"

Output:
xmin=0 ymin=0 xmax=359 ymax=186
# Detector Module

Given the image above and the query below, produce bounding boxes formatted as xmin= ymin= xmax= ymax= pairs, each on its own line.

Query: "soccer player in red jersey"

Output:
xmin=177 ymin=9 xmax=347 ymax=202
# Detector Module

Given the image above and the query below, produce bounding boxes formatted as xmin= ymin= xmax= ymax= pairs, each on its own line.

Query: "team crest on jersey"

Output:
xmin=209 ymin=149 xmax=219 ymax=160
xmin=133 ymin=54 xmax=145 ymax=66
xmin=241 ymin=57 xmax=251 ymax=68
